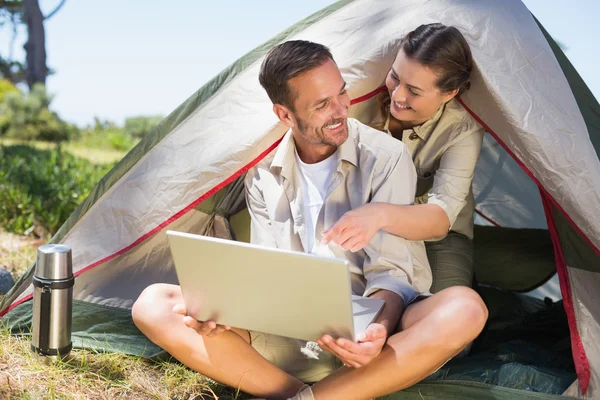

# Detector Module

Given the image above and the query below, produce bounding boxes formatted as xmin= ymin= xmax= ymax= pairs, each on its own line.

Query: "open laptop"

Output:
xmin=166 ymin=230 xmax=384 ymax=342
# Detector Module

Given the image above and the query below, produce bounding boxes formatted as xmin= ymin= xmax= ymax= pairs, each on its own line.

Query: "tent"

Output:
xmin=2 ymin=0 xmax=599 ymax=398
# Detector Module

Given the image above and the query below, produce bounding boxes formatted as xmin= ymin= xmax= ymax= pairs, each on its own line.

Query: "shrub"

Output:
xmin=124 ymin=115 xmax=163 ymax=139
xmin=0 ymin=144 xmax=113 ymax=236
xmin=0 ymin=84 xmax=76 ymax=142
xmin=0 ymin=79 xmax=19 ymax=103
xmin=76 ymin=118 xmax=135 ymax=151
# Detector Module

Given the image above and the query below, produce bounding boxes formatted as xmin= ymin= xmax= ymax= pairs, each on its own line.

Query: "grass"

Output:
xmin=0 ymin=230 xmax=250 ymax=400
xmin=0 ymin=139 xmax=127 ymax=165
xmin=0 ymin=142 xmax=252 ymax=399
xmin=0 ymin=326 xmax=236 ymax=399
xmin=0 ymin=231 xmax=39 ymax=284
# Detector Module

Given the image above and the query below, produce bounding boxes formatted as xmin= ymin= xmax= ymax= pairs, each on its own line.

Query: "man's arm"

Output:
xmin=361 ymin=141 xmax=422 ymax=310
xmin=244 ymin=167 xmax=278 ymax=248
xmin=368 ymin=289 xmax=403 ymax=338
xmin=317 ymin=142 xmax=423 ymax=368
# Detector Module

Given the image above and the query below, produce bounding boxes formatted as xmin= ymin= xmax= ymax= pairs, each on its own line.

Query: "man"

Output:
xmin=132 ymin=40 xmax=488 ymax=400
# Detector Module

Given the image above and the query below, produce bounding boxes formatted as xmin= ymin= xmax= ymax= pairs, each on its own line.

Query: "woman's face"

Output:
xmin=385 ymin=49 xmax=457 ymax=126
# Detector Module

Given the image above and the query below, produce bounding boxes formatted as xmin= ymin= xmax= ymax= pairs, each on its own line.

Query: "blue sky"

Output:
xmin=1 ymin=0 xmax=599 ymax=126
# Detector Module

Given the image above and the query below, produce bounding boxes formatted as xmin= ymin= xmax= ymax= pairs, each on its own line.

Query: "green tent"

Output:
xmin=2 ymin=0 xmax=600 ymax=398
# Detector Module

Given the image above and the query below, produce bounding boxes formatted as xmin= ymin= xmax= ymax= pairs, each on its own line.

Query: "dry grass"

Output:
xmin=0 ymin=327 xmax=244 ymax=399
xmin=0 ymin=233 xmax=248 ymax=400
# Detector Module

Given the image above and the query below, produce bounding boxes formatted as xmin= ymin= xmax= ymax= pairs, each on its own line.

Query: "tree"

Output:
xmin=22 ymin=0 xmax=66 ymax=88
xmin=0 ymin=0 xmax=66 ymax=89
xmin=0 ymin=0 xmax=26 ymax=85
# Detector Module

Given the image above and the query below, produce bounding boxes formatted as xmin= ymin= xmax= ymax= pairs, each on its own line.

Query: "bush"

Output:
xmin=76 ymin=117 xmax=135 ymax=151
xmin=124 ymin=115 xmax=163 ymax=139
xmin=0 ymin=84 xmax=77 ymax=142
xmin=0 ymin=79 xmax=19 ymax=103
xmin=0 ymin=144 xmax=113 ymax=236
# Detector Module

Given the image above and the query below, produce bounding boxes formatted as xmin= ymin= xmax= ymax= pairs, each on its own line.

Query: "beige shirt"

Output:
xmin=244 ymin=118 xmax=432 ymax=302
xmin=382 ymin=99 xmax=484 ymax=240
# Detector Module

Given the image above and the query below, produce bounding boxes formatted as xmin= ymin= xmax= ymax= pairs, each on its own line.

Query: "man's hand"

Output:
xmin=320 ymin=203 xmax=385 ymax=252
xmin=317 ymin=323 xmax=387 ymax=368
xmin=173 ymin=303 xmax=231 ymax=337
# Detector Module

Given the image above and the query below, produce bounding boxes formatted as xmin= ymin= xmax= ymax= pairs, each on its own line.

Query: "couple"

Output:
xmin=132 ymin=24 xmax=488 ymax=400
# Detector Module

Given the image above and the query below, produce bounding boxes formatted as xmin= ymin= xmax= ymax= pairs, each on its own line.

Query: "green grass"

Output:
xmin=0 ymin=138 xmax=127 ymax=165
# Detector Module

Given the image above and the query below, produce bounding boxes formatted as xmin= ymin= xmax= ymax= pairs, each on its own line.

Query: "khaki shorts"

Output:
xmin=249 ymin=331 xmax=342 ymax=383
xmin=426 ymin=231 xmax=474 ymax=294
xmin=247 ymin=293 xmax=431 ymax=383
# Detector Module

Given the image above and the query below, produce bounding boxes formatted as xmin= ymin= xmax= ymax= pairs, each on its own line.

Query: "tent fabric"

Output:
xmin=2 ymin=0 xmax=600 ymax=398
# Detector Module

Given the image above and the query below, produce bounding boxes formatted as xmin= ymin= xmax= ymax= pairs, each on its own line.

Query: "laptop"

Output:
xmin=166 ymin=230 xmax=384 ymax=342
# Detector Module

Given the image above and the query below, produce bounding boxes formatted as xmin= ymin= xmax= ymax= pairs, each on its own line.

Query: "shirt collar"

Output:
xmin=384 ymin=101 xmax=447 ymax=141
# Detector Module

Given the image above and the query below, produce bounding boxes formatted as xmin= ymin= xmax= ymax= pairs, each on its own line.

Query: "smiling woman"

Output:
xmin=323 ymin=23 xmax=484 ymax=294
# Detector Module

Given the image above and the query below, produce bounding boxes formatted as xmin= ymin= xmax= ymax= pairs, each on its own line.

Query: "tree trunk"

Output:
xmin=23 ymin=0 xmax=47 ymax=89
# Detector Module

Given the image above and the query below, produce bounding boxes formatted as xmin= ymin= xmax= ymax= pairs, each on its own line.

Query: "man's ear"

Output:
xmin=273 ymin=104 xmax=295 ymax=128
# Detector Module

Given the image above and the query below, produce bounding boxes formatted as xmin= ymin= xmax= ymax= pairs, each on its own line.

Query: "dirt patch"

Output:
xmin=0 ymin=231 xmax=43 ymax=281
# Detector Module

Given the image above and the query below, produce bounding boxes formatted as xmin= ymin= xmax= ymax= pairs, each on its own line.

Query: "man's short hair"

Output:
xmin=259 ymin=40 xmax=334 ymax=109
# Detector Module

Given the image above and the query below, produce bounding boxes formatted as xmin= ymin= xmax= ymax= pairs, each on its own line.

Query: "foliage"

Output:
xmin=0 ymin=78 xmax=19 ymax=102
xmin=0 ymin=144 xmax=112 ymax=236
xmin=0 ymin=83 xmax=78 ymax=142
xmin=124 ymin=115 xmax=163 ymax=139
xmin=0 ymin=0 xmax=26 ymax=85
xmin=78 ymin=117 xmax=136 ymax=151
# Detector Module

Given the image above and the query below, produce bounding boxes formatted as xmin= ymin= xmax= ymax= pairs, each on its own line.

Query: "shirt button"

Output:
xmin=409 ymin=132 xmax=419 ymax=140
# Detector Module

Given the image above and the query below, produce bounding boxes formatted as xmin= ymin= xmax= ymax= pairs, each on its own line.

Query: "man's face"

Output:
xmin=277 ymin=59 xmax=350 ymax=163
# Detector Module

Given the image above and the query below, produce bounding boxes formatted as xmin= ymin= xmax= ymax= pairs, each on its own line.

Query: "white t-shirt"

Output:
xmin=295 ymin=150 xmax=337 ymax=254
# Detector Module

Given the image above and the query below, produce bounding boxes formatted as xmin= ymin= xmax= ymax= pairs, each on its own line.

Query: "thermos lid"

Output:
xmin=35 ymin=244 xmax=73 ymax=280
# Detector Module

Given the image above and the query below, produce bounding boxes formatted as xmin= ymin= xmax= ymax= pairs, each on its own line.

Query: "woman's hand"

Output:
xmin=320 ymin=203 xmax=386 ymax=252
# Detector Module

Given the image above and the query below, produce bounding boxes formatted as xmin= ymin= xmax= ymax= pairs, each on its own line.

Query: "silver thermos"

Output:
xmin=31 ymin=244 xmax=74 ymax=360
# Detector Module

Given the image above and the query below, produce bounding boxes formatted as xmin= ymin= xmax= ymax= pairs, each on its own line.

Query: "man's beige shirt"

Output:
xmin=382 ymin=98 xmax=484 ymax=240
xmin=244 ymin=118 xmax=432 ymax=302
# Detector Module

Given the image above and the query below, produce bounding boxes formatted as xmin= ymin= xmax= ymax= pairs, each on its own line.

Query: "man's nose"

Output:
xmin=332 ymin=98 xmax=349 ymax=119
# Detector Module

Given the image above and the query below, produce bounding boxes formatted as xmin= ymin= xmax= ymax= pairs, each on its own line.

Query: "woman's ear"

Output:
xmin=442 ymin=88 xmax=460 ymax=103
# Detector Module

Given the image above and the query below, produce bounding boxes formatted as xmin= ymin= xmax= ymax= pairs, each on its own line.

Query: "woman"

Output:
xmin=322 ymin=23 xmax=484 ymax=294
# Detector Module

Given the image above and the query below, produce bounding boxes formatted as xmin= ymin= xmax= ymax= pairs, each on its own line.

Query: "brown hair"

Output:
xmin=401 ymin=23 xmax=473 ymax=96
xmin=259 ymin=40 xmax=334 ymax=110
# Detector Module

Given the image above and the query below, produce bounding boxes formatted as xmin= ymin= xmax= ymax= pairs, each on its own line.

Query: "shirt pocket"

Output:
xmin=415 ymin=167 xmax=435 ymax=201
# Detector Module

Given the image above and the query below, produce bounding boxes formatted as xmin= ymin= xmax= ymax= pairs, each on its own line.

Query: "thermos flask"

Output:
xmin=31 ymin=244 xmax=74 ymax=360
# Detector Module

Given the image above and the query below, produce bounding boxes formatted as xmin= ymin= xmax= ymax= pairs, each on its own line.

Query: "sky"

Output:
xmin=1 ymin=0 xmax=599 ymax=127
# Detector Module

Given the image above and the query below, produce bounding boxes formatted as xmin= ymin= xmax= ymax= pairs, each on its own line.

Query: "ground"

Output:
xmin=0 ymin=230 xmax=245 ymax=400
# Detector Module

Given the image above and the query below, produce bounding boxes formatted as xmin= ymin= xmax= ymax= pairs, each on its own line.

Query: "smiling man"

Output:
xmin=132 ymin=40 xmax=488 ymax=400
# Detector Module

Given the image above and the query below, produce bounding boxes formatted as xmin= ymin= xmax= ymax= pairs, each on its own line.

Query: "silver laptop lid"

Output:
xmin=167 ymin=230 xmax=357 ymax=341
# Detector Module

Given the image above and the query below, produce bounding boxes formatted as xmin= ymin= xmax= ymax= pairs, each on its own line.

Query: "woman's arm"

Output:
xmin=380 ymin=202 xmax=450 ymax=239
xmin=320 ymin=202 xmax=448 ymax=251
xmin=322 ymin=128 xmax=483 ymax=250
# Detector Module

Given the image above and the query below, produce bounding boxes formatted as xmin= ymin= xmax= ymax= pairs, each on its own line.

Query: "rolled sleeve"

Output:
xmin=427 ymin=128 xmax=484 ymax=228
xmin=361 ymin=144 xmax=425 ymax=302
xmin=244 ymin=168 xmax=278 ymax=248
